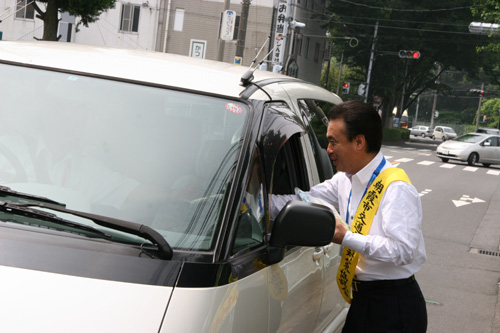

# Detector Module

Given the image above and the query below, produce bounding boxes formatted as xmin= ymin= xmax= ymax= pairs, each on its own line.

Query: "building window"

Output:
xmin=16 ymin=0 xmax=35 ymax=19
xmin=120 ymin=4 xmax=140 ymax=32
xmin=305 ymin=37 xmax=310 ymax=59
xmin=295 ymin=35 xmax=303 ymax=56
xmin=174 ymin=9 xmax=185 ymax=32
xmin=314 ymin=43 xmax=320 ymax=63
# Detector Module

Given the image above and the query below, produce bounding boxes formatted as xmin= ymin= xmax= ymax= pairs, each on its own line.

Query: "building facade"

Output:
xmin=0 ymin=0 xmax=330 ymax=85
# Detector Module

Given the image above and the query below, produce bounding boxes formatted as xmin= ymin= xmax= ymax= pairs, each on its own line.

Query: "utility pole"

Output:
xmin=474 ymin=82 xmax=485 ymax=132
xmin=430 ymin=63 xmax=441 ymax=129
xmin=336 ymin=52 xmax=343 ymax=95
xmin=414 ymin=94 xmax=420 ymax=124
xmin=364 ymin=20 xmax=378 ymax=103
xmin=235 ymin=0 xmax=252 ymax=61
xmin=217 ymin=0 xmax=231 ymax=61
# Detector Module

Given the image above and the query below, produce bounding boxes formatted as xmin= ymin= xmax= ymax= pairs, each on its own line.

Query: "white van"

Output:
xmin=0 ymin=41 xmax=348 ymax=332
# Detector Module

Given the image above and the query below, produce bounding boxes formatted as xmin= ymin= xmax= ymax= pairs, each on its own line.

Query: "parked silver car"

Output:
xmin=410 ymin=125 xmax=433 ymax=138
xmin=477 ymin=127 xmax=500 ymax=135
xmin=433 ymin=126 xmax=457 ymax=141
xmin=436 ymin=133 xmax=500 ymax=167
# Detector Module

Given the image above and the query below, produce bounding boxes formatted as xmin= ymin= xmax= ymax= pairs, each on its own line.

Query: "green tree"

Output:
xmin=480 ymin=98 xmax=500 ymax=127
xmin=323 ymin=0 xmax=496 ymax=127
xmin=32 ymin=0 xmax=116 ymax=41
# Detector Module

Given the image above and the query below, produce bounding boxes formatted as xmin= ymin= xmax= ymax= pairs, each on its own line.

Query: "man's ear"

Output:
xmin=354 ymin=134 xmax=367 ymax=151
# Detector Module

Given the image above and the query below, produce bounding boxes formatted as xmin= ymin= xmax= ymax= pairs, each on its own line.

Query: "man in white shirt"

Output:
xmin=273 ymin=101 xmax=427 ymax=332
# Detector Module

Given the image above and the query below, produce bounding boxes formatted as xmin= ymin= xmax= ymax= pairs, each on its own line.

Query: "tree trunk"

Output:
xmin=42 ymin=0 xmax=60 ymax=41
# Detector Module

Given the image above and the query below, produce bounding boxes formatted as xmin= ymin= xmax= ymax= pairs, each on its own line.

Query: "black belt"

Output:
xmin=352 ymin=275 xmax=416 ymax=292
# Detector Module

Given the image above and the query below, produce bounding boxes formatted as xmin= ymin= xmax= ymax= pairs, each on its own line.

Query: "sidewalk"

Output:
xmin=472 ymin=183 xmax=500 ymax=332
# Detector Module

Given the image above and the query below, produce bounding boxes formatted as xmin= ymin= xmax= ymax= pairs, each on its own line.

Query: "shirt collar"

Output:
xmin=348 ymin=151 xmax=385 ymax=187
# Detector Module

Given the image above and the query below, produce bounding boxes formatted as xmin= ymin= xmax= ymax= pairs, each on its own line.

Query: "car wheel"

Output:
xmin=482 ymin=163 xmax=491 ymax=168
xmin=432 ymin=135 xmax=435 ymax=140
xmin=421 ymin=133 xmax=425 ymax=138
xmin=441 ymin=158 xmax=449 ymax=163
xmin=467 ymin=153 xmax=479 ymax=166
xmin=442 ymin=136 xmax=446 ymax=141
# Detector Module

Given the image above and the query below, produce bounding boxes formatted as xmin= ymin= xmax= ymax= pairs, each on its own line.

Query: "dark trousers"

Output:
xmin=342 ymin=279 xmax=427 ymax=333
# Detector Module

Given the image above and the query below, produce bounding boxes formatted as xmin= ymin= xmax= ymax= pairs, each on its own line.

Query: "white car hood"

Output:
xmin=0 ymin=265 xmax=172 ymax=332
xmin=440 ymin=141 xmax=471 ymax=150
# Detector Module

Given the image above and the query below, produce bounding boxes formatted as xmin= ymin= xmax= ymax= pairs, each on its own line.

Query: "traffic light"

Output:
xmin=483 ymin=115 xmax=487 ymax=122
xmin=470 ymin=89 xmax=485 ymax=95
xmin=398 ymin=50 xmax=420 ymax=59
xmin=342 ymin=82 xmax=350 ymax=94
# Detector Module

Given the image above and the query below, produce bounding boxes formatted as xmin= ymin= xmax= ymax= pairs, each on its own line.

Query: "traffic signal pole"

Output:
xmin=399 ymin=59 xmax=408 ymax=119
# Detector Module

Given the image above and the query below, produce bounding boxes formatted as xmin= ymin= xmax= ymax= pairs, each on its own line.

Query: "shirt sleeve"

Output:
xmin=342 ymin=181 xmax=423 ymax=266
xmin=269 ymin=172 xmax=342 ymax=220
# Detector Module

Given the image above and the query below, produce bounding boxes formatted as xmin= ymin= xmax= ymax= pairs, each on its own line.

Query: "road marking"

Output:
xmin=419 ymin=189 xmax=432 ymax=197
xmin=402 ymin=147 xmax=416 ymax=150
xmin=452 ymin=195 xmax=485 ymax=207
xmin=440 ymin=164 xmax=456 ymax=169
xmin=418 ymin=161 xmax=435 ymax=166
xmin=487 ymin=170 xmax=500 ymax=176
xmin=463 ymin=166 xmax=478 ymax=172
xmin=395 ymin=158 xmax=413 ymax=163
xmin=384 ymin=155 xmax=393 ymax=159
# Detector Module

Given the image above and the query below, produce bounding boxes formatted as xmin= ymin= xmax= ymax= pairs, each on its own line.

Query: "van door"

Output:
xmin=296 ymin=99 xmax=347 ymax=331
xmin=259 ymin=102 xmax=325 ymax=331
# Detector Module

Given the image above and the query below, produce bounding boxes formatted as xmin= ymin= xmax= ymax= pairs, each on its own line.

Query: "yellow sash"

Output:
xmin=336 ymin=167 xmax=410 ymax=304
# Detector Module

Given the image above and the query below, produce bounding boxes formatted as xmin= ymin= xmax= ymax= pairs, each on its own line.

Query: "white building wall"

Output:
xmin=74 ymin=1 xmax=160 ymax=50
xmin=0 ymin=1 xmax=44 ymax=40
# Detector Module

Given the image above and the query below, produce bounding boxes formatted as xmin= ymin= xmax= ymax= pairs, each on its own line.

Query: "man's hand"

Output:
xmin=332 ymin=214 xmax=349 ymax=244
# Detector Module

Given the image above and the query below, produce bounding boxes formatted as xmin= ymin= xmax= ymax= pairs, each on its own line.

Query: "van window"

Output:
xmin=232 ymin=150 xmax=266 ymax=254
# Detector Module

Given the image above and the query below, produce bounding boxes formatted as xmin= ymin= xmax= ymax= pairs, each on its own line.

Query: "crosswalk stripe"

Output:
xmin=463 ymin=166 xmax=478 ymax=172
xmin=487 ymin=170 xmax=500 ymax=176
xmin=418 ymin=161 xmax=435 ymax=165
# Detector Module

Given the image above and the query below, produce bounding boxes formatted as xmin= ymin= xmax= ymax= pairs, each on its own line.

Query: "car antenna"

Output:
xmin=240 ymin=35 xmax=276 ymax=87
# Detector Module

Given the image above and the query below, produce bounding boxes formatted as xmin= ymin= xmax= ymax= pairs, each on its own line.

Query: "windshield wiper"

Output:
xmin=0 ymin=201 xmax=111 ymax=239
xmin=3 ymin=201 xmax=173 ymax=260
xmin=0 ymin=186 xmax=65 ymax=207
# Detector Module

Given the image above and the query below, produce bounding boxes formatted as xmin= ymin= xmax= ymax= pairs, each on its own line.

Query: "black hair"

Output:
xmin=328 ymin=100 xmax=383 ymax=153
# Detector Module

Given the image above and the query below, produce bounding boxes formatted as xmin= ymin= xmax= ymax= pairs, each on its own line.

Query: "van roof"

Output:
xmin=0 ymin=41 xmax=341 ymax=104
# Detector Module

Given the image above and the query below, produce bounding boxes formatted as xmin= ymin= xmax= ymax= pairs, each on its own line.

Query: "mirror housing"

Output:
xmin=266 ymin=201 xmax=335 ymax=265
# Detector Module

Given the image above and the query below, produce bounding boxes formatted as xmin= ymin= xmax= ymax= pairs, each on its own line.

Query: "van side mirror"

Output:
xmin=266 ymin=201 xmax=335 ymax=265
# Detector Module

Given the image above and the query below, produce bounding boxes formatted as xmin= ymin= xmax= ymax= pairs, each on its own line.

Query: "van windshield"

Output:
xmin=0 ymin=63 xmax=247 ymax=251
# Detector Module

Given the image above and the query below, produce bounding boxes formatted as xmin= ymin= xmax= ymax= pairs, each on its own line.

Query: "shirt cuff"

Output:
xmin=342 ymin=231 xmax=366 ymax=253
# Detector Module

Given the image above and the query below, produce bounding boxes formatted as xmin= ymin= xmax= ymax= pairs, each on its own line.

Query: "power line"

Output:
xmin=335 ymin=15 xmax=471 ymax=29
xmin=332 ymin=21 xmax=476 ymax=36
xmin=338 ymin=0 xmax=474 ymax=12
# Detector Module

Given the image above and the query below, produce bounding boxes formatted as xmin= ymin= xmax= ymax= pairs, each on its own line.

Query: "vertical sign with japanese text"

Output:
xmin=220 ymin=10 xmax=237 ymax=41
xmin=272 ymin=1 xmax=288 ymax=67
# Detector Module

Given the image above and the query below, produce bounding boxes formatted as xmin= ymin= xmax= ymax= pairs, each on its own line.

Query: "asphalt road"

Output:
xmin=381 ymin=139 xmax=500 ymax=333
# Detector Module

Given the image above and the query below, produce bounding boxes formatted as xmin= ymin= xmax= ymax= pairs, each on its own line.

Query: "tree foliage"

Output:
xmin=32 ymin=0 xmax=116 ymax=41
xmin=322 ymin=0 xmax=500 ymax=127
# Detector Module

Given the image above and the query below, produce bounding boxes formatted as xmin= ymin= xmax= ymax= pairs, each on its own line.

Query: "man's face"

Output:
xmin=326 ymin=118 xmax=358 ymax=174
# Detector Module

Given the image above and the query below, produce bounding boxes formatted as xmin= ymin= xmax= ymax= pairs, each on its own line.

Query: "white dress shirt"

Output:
xmin=271 ymin=151 xmax=426 ymax=281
